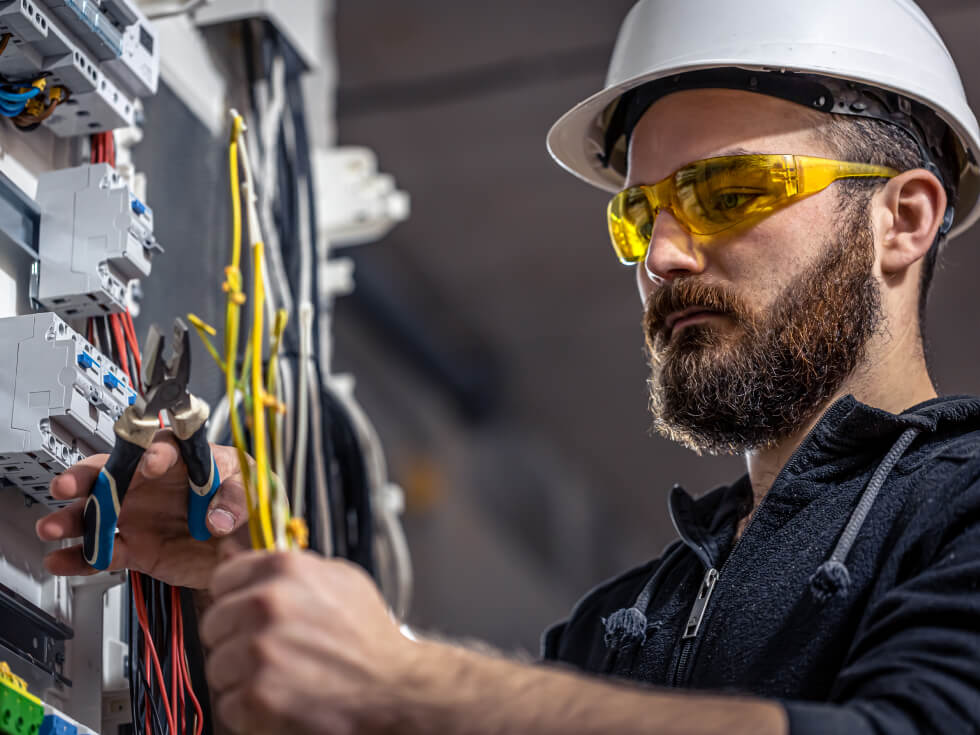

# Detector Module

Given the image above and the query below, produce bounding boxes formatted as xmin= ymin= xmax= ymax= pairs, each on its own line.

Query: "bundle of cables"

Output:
xmin=0 ymin=34 xmax=70 ymax=130
xmin=88 ymin=133 xmax=209 ymax=735
xmin=188 ymin=110 xmax=308 ymax=552
xmin=190 ymin=21 xmax=411 ymax=614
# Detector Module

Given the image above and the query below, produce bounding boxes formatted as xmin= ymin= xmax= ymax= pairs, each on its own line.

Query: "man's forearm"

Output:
xmin=396 ymin=640 xmax=789 ymax=735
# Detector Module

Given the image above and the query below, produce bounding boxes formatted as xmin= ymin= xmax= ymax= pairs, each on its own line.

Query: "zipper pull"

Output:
xmin=682 ymin=567 xmax=719 ymax=639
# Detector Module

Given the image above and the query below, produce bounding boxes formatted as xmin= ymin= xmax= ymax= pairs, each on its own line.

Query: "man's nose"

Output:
xmin=637 ymin=210 xmax=706 ymax=296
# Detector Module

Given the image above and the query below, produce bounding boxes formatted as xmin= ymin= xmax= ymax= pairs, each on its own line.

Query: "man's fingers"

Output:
xmin=213 ymin=444 xmax=243 ymax=481
xmin=35 ymin=498 xmax=85 ymax=541
xmin=43 ymin=535 xmax=133 ymax=576
xmin=139 ymin=430 xmax=181 ymax=478
xmin=205 ymin=633 xmax=254 ymax=692
xmin=209 ymin=551 xmax=294 ymax=599
xmin=200 ymin=584 xmax=279 ymax=650
xmin=43 ymin=544 xmax=98 ymax=577
xmin=49 ymin=455 xmax=106 ymax=501
xmin=206 ymin=476 xmax=249 ymax=537
xmin=215 ymin=687 xmax=255 ymax=735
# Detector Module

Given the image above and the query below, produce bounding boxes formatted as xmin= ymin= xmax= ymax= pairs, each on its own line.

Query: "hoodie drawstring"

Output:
xmin=809 ymin=427 xmax=921 ymax=603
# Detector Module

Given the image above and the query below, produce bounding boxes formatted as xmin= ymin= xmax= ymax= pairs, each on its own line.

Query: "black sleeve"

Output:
xmin=782 ymin=486 xmax=980 ymax=735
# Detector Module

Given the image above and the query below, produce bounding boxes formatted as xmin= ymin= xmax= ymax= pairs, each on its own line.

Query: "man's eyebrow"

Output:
xmin=711 ymin=147 xmax=760 ymax=157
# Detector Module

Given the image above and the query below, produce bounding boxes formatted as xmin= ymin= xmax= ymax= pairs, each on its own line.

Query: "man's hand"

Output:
xmin=35 ymin=432 xmax=251 ymax=589
xmin=200 ymin=550 xmax=412 ymax=735
xmin=199 ymin=549 xmax=787 ymax=735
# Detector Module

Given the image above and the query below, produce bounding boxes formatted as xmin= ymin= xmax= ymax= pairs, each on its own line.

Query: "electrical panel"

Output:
xmin=34 ymin=162 xmax=160 ymax=318
xmin=0 ymin=312 xmax=135 ymax=508
xmin=0 ymin=0 xmax=158 ymax=136
xmin=0 ymin=2 xmax=410 ymax=734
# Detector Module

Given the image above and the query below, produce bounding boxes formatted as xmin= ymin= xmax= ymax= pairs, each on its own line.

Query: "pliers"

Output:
xmin=83 ymin=318 xmax=222 ymax=570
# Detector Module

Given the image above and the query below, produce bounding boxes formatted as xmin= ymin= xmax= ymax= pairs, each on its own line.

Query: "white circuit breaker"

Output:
xmin=34 ymin=162 xmax=160 ymax=317
xmin=0 ymin=0 xmax=158 ymax=135
xmin=0 ymin=311 xmax=136 ymax=508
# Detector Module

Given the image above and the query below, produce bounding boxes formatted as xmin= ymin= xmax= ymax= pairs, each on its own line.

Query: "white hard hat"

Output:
xmin=547 ymin=0 xmax=980 ymax=239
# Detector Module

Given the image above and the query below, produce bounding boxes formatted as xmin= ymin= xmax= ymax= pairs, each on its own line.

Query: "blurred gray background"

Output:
xmin=326 ymin=0 xmax=980 ymax=653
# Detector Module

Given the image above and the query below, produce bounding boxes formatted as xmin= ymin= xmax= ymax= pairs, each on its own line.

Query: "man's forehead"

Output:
xmin=627 ymin=89 xmax=831 ymax=181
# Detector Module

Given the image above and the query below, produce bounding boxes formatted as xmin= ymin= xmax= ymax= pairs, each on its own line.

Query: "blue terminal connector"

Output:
xmin=130 ymin=197 xmax=147 ymax=216
xmin=39 ymin=713 xmax=78 ymax=735
xmin=102 ymin=372 xmax=124 ymax=390
xmin=77 ymin=352 xmax=100 ymax=371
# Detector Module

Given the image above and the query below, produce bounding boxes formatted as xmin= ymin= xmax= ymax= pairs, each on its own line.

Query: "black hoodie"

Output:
xmin=542 ymin=395 xmax=980 ymax=734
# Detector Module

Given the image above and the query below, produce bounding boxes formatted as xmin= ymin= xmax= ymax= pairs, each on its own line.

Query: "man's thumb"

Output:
xmin=206 ymin=478 xmax=248 ymax=537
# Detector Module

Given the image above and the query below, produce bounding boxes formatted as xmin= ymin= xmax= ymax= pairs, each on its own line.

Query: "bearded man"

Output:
xmin=35 ymin=1 xmax=980 ymax=733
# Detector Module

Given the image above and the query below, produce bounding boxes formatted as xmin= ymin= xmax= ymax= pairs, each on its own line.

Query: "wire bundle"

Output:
xmin=189 ymin=110 xmax=305 ymax=552
xmin=187 ymin=22 xmax=412 ymax=613
xmin=0 ymin=34 xmax=70 ymax=130
xmin=87 ymin=135 xmax=207 ymax=735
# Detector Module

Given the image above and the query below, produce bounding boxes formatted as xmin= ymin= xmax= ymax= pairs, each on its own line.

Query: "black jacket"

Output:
xmin=542 ymin=395 xmax=980 ymax=734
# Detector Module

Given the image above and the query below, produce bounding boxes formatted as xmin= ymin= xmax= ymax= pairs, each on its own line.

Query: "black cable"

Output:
xmin=127 ymin=577 xmax=141 ymax=735
xmin=97 ymin=317 xmax=112 ymax=362
xmin=324 ymin=387 xmax=375 ymax=576
xmin=136 ymin=643 xmax=168 ymax=735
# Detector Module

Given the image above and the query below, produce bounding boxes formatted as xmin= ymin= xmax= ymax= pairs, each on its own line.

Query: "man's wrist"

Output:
xmin=383 ymin=638 xmax=788 ymax=735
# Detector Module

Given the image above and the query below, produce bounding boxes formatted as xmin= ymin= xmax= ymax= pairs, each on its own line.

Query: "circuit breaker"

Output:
xmin=0 ymin=312 xmax=135 ymax=508
xmin=0 ymin=0 xmax=158 ymax=136
xmin=34 ymin=163 xmax=160 ymax=318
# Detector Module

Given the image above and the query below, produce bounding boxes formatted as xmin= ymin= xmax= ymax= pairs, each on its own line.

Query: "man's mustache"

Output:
xmin=644 ymin=279 xmax=747 ymax=338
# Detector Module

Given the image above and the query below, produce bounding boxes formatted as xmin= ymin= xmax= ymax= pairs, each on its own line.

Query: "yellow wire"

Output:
xmin=224 ymin=112 xmax=260 ymax=550
xmin=250 ymin=239 xmax=276 ymax=549
xmin=186 ymin=313 xmax=225 ymax=371
xmin=267 ymin=309 xmax=289 ymax=548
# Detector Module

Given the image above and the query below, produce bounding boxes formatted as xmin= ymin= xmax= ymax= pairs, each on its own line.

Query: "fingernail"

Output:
xmin=209 ymin=509 xmax=235 ymax=534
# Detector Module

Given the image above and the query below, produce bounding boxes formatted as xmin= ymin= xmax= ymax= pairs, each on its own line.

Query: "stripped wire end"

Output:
xmin=186 ymin=313 xmax=225 ymax=371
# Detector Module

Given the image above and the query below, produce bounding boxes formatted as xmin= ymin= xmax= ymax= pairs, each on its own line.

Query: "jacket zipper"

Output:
xmin=667 ymin=415 xmax=831 ymax=688
xmin=668 ymin=566 xmax=718 ymax=686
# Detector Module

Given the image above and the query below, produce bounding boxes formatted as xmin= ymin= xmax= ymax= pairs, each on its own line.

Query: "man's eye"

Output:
xmin=714 ymin=191 xmax=758 ymax=211
xmin=638 ymin=219 xmax=653 ymax=241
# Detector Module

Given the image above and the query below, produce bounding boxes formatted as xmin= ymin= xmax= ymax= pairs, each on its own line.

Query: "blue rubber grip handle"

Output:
xmin=187 ymin=454 xmax=221 ymax=541
xmin=177 ymin=423 xmax=221 ymax=541
xmin=82 ymin=437 xmax=144 ymax=570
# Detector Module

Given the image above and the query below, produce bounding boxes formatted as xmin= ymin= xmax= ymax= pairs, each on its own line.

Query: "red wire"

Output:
xmin=170 ymin=587 xmax=180 ymax=734
xmin=177 ymin=589 xmax=203 ymax=735
xmin=109 ymin=314 xmax=131 ymax=386
xmin=122 ymin=310 xmax=142 ymax=384
xmin=107 ymin=131 xmax=116 ymax=168
xmin=144 ymin=635 xmax=151 ymax=735
xmin=131 ymin=572 xmax=178 ymax=735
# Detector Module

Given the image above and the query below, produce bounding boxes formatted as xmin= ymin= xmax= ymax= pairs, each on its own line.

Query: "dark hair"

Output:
xmin=821 ymin=116 xmax=959 ymax=339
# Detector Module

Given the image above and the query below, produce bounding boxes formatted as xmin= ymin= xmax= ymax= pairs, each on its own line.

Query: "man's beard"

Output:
xmin=643 ymin=211 xmax=882 ymax=455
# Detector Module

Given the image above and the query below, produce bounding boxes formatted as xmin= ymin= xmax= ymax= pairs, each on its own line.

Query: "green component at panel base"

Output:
xmin=0 ymin=663 xmax=43 ymax=735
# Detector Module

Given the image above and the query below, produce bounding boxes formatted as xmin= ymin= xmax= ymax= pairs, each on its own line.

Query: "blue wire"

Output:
xmin=0 ymin=86 xmax=39 ymax=103
xmin=0 ymin=86 xmax=39 ymax=102
xmin=0 ymin=99 xmax=25 ymax=117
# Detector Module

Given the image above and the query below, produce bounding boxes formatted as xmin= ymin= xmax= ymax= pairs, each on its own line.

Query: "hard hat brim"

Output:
xmin=547 ymin=61 xmax=980 ymax=240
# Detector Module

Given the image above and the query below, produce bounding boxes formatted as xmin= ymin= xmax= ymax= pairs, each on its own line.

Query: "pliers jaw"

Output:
xmin=134 ymin=318 xmax=192 ymax=418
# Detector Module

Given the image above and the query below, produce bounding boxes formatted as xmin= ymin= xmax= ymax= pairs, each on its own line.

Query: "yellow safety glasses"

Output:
xmin=607 ymin=154 xmax=899 ymax=265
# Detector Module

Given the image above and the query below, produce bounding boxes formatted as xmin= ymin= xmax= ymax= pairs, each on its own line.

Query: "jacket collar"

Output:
xmin=667 ymin=394 xmax=980 ymax=568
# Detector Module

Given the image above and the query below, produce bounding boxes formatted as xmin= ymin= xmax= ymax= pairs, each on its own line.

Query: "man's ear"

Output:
xmin=875 ymin=169 xmax=947 ymax=277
